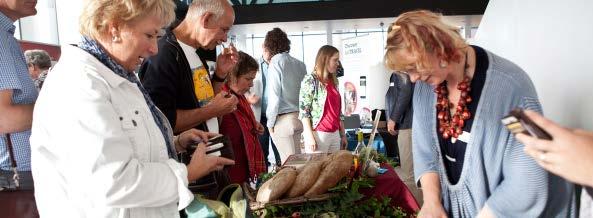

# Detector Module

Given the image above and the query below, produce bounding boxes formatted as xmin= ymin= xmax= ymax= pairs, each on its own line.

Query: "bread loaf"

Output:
xmin=304 ymin=151 xmax=353 ymax=197
xmin=286 ymin=161 xmax=323 ymax=198
xmin=256 ymin=167 xmax=297 ymax=203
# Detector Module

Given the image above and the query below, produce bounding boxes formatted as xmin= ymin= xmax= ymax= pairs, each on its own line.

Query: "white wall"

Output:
xmin=475 ymin=0 xmax=593 ymax=129
xmin=55 ymin=0 xmax=84 ymax=45
xmin=19 ymin=0 xmax=59 ymax=45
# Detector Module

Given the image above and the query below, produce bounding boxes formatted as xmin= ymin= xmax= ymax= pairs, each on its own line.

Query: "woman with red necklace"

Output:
xmin=384 ymin=10 xmax=575 ymax=218
xmin=220 ymin=52 xmax=267 ymax=184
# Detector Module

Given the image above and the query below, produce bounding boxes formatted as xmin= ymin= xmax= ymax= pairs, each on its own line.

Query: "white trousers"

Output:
xmin=304 ymin=130 xmax=341 ymax=153
xmin=270 ymin=112 xmax=303 ymax=164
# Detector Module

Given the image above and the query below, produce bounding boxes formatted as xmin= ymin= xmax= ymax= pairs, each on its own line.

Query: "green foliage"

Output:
xmin=359 ymin=147 xmax=398 ymax=170
xmin=376 ymin=152 xmax=398 ymax=168
xmin=258 ymin=177 xmax=407 ymax=217
xmin=257 ymin=171 xmax=276 ymax=189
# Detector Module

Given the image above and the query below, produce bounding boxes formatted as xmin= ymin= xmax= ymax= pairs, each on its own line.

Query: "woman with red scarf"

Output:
xmin=220 ymin=51 xmax=267 ymax=183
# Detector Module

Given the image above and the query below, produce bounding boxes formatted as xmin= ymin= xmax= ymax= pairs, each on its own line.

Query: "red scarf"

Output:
xmin=222 ymin=84 xmax=266 ymax=179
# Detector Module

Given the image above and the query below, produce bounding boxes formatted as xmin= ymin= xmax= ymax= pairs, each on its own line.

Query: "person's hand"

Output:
xmin=208 ymin=91 xmax=239 ymax=116
xmin=516 ymin=110 xmax=593 ymax=187
xmin=387 ymin=119 xmax=398 ymax=136
xmin=246 ymin=93 xmax=260 ymax=105
xmin=417 ymin=202 xmax=448 ymax=218
xmin=186 ymin=143 xmax=235 ymax=181
xmin=215 ymin=43 xmax=238 ymax=79
xmin=256 ymin=123 xmax=265 ymax=135
xmin=340 ymin=135 xmax=348 ymax=150
xmin=176 ymin=128 xmax=219 ymax=152
xmin=304 ymin=134 xmax=317 ymax=152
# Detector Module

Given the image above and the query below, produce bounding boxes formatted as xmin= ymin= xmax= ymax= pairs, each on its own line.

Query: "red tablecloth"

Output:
xmin=360 ymin=163 xmax=420 ymax=215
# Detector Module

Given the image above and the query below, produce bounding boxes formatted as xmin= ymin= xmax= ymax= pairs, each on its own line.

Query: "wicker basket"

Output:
xmin=242 ymin=183 xmax=338 ymax=211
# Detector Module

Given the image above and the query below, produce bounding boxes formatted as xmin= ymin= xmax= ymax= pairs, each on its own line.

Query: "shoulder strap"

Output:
xmin=4 ymin=134 xmax=20 ymax=188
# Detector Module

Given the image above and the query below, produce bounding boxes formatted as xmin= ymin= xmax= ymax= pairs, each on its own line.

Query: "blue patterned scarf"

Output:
xmin=78 ymin=37 xmax=177 ymax=160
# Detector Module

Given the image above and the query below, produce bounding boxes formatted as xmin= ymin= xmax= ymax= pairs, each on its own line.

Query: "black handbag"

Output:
xmin=0 ymin=134 xmax=39 ymax=218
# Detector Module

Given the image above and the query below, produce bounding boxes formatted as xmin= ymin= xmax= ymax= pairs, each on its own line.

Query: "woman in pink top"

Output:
xmin=299 ymin=45 xmax=347 ymax=153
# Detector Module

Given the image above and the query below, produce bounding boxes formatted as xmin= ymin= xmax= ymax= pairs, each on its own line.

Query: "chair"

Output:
xmin=343 ymin=114 xmax=361 ymax=130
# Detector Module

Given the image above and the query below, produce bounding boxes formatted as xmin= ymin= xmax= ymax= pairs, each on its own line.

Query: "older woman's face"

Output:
xmin=394 ymin=49 xmax=448 ymax=87
xmin=111 ymin=15 xmax=164 ymax=72
xmin=230 ymin=70 xmax=256 ymax=95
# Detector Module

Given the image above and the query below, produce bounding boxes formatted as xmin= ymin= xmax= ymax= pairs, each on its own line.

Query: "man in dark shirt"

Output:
xmin=385 ymin=72 xmax=420 ymax=201
xmin=139 ymin=0 xmax=238 ymax=134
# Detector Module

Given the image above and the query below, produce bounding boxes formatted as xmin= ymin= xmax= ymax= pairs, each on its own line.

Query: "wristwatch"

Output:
xmin=211 ymin=73 xmax=226 ymax=82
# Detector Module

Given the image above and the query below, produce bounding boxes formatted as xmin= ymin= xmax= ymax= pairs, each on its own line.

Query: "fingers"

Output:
xmin=523 ymin=110 xmax=566 ymax=137
xmin=191 ymin=142 xmax=207 ymax=157
xmin=516 ymin=133 xmax=557 ymax=152
xmin=524 ymin=146 xmax=558 ymax=172
xmin=219 ymin=91 xmax=230 ymax=98
xmin=206 ymin=132 xmax=220 ymax=138
xmin=216 ymin=157 xmax=235 ymax=166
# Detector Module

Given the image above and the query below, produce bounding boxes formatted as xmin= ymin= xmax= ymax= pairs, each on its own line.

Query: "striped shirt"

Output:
xmin=0 ymin=12 xmax=38 ymax=171
xmin=265 ymin=52 xmax=307 ymax=128
xmin=412 ymin=48 xmax=575 ymax=217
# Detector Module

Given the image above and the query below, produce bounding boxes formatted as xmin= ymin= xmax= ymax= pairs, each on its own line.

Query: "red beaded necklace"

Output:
xmin=435 ymin=52 xmax=472 ymax=139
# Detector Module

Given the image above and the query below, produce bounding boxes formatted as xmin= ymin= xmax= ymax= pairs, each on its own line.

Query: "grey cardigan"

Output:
xmin=412 ymin=49 xmax=575 ymax=217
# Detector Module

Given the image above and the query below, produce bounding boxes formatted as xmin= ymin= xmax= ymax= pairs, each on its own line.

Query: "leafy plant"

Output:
xmin=258 ymin=177 xmax=407 ymax=217
xmin=257 ymin=171 xmax=276 ymax=189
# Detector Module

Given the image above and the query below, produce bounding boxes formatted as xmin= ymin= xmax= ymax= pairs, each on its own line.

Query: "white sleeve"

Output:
xmin=54 ymin=76 xmax=193 ymax=209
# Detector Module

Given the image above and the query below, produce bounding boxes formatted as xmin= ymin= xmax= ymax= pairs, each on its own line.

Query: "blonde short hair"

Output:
xmin=384 ymin=10 xmax=467 ymax=73
xmin=79 ymin=0 xmax=176 ymax=39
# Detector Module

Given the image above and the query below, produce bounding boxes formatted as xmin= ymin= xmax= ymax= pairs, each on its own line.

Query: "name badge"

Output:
xmin=390 ymin=82 xmax=395 ymax=87
xmin=457 ymin=131 xmax=471 ymax=143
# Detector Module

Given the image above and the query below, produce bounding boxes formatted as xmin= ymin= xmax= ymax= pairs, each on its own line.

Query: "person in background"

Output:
xmin=139 ymin=0 xmax=238 ymax=134
xmin=264 ymin=27 xmax=307 ymax=163
xmin=246 ymin=53 xmax=281 ymax=167
xmin=220 ymin=51 xmax=266 ymax=183
xmin=24 ymin=49 xmax=52 ymax=90
xmin=299 ymin=45 xmax=347 ymax=153
xmin=0 ymin=0 xmax=38 ymax=172
xmin=384 ymin=10 xmax=574 ymax=217
xmin=516 ymin=111 xmax=593 ymax=217
xmin=29 ymin=0 xmax=234 ymax=217
xmin=384 ymin=71 xmax=420 ymax=202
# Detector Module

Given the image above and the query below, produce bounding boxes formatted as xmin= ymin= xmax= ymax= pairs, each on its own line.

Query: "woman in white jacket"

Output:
xmin=29 ymin=0 xmax=234 ymax=217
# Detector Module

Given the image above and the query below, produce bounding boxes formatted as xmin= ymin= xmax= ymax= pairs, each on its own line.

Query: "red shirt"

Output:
xmin=315 ymin=81 xmax=341 ymax=132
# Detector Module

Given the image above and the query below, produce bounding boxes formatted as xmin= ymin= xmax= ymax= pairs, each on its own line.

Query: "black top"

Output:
xmin=437 ymin=45 xmax=489 ymax=185
xmin=138 ymin=26 xmax=208 ymax=131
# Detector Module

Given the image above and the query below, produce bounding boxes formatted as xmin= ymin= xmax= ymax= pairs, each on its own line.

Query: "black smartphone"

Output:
xmin=501 ymin=108 xmax=552 ymax=140
xmin=188 ymin=135 xmax=234 ymax=160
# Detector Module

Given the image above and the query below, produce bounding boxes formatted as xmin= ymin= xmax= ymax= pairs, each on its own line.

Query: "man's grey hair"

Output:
xmin=24 ymin=49 xmax=52 ymax=70
xmin=187 ymin=0 xmax=230 ymax=23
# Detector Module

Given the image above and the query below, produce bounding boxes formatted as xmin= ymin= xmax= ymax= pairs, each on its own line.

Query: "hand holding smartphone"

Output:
xmin=502 ymin=108 xmax=553 ymax=140
xmin=189 ymin=135 xmax=234 ymax=159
